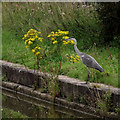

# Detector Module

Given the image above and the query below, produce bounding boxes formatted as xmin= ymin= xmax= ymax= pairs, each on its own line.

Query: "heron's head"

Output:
xmin=64 ymin=37 xmax=77 ymax=45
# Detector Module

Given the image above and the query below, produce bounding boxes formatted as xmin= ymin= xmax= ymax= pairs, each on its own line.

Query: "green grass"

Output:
xmin=2 ymin=30 xmax=119 ymax=88
xmin=2 ymin=107 xmax=29 ymax=118
xmin=2 ymin=29 xmax=37 ymax=66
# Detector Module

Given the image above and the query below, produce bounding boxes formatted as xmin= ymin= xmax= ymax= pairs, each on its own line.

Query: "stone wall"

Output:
xmin=1 ymin=60 xmax=120 ymax=116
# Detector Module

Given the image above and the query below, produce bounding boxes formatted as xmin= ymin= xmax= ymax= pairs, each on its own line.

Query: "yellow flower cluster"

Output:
xmin=63 ymin=40 xmax=75 ymax=45
xmin=22 ymin=29 xmax=43 ymax=48
xmin=32 ymin=46 xmax=42 ymax=59
xmin=66 ymin=54 xmax=80 ymax=63
xmin=47 ymin=29 xmax=69 ymax=38
xmin=22 ymin=29 xmax=43 ymax=59
xmin=47 ymin=29 xmax=73 ymax=45
xmin=53 ymin=41 xmax=58 ymax=44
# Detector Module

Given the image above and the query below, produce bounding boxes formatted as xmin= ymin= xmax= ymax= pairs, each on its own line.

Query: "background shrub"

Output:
xmin=97 ymin=2 xmax=120 ymax=46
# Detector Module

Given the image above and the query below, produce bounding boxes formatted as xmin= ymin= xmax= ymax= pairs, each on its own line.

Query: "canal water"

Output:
xmin=2 ymin=87 xmax=97 ymax=118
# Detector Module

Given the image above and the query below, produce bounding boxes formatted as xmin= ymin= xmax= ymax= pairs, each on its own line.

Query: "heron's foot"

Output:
xmin=86 ymin=81 xmax=88 ymax=84
xmin=86 ymin=77 xmax=90 ymax=84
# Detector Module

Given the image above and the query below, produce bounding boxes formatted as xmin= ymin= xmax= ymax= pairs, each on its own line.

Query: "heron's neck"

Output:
xmin=74 ymin=44 xmax=83 ymax=56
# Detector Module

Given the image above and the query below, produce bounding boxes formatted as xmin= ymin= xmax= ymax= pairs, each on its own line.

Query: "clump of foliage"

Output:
xmin=22 ymin=29 xmax=74 ymax=63
xmin=96 ymin=91 xmax=120 ymax=117
xmin=22 ymin=29 xmax=43 ymax=59
xmin=97 ymin=2 xmax=120 ymax=46
xmin=23 ymin=28 xmax=77 ymax=98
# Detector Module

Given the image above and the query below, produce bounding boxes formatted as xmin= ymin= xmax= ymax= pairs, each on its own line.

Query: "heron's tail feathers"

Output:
xmin=99 ymin=68 xmax=104 ymax=72
xmin=95 ymin=67 xmax=104 ymax=72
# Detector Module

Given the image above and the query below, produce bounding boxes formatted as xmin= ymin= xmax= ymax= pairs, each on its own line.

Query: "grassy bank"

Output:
xmin=2 ymin=30 xmax=118 ymax=88
xmin=2 ymin=108 xmax=29 ymax=118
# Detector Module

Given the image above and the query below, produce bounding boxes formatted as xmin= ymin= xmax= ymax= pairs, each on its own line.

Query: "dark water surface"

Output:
xmin=2 ymin=87 xmax=96 ymax=118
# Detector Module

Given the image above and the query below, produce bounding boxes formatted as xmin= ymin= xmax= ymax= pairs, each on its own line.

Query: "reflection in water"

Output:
xmin=2 ymin=89 xmax=94 ymax=118
xmin=3 ymin=95 xmax=75 ymax=118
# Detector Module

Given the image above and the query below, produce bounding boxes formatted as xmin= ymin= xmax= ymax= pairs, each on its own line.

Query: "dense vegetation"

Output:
xmin=2 ymin=2 xmax=119 ymax=88
xmin=97 ymin=2 xmax=120 ymax=45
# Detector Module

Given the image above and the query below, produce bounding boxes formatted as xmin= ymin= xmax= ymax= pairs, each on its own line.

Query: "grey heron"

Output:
xmin=64 ymin=37 xmax=104 ymax=83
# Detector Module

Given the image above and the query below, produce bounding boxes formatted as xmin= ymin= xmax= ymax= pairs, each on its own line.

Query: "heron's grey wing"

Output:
xmin=80 ymin=53 xmax=103 ymax=72
xmin=80 ymin=53 xmax=95 ymax=68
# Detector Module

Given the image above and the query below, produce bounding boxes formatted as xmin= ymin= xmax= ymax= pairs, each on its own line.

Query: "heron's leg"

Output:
xmin=86 ymin=67 xmax=90 ymax=84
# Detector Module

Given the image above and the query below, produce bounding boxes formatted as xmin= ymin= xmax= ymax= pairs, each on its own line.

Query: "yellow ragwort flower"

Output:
xmin=38 ymin=32 xmax=41 ymax=34
xmin=63 ymin=40 xmax=70 ymax=45
xmin=62 ymin=36 xmax=69 ymax=39
xmin=28 ymin=41 xmax=33 ymax=45
xmin=70 ymin=56 xmax=74 ymax=59
xmin=31 ymin=38 xmax=35 ymax=41
xmin=25 ymin=40 xmax=28 ymax=45
xmin=30 ymin=33 xmax=34 ymax=36
xmin=74 ymin=60 xmax=77 ymax=62
xmin=51 ymin=31 xmax=54 ymax=34
xmin=38 ymin=38 xmax=43 ymax=42
xmin=35 ymin=35 xmax=38 ymax=38
xmin=35 ymin=52 xmax=40 ymax=56
xmin=24 ymin=34 xmax=28 ymax=38
xmin=26 ymin=45 xmax=29 ymax=48
xmin=76 ymin=55 xmax=79 ymax=58
xmin=53 ymin=41 xmax=57 ymax=44
xmin=47 ymin=34 xmax=51 ymax=37
xmin=22 ymin=37 xmax=25 ymax=40
xmin=51 ymin=37 xmax=55 ymax=40
xmin=70 ymin=40 xmax=75 ymax=45
xmin=35 ymin=46 xmax=38 ymax=50
xmin=70 ymin=59 xmax=73 ymax=62
xmin=38 ymin=47 xmax=41 ymax=50
xmin=30 ymin=28 xmax=34 ymax=31
xmin=32 ymin=49 xmax=35 ymax=53
xmin=39 ymin=56 xmax=42 ymax=59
